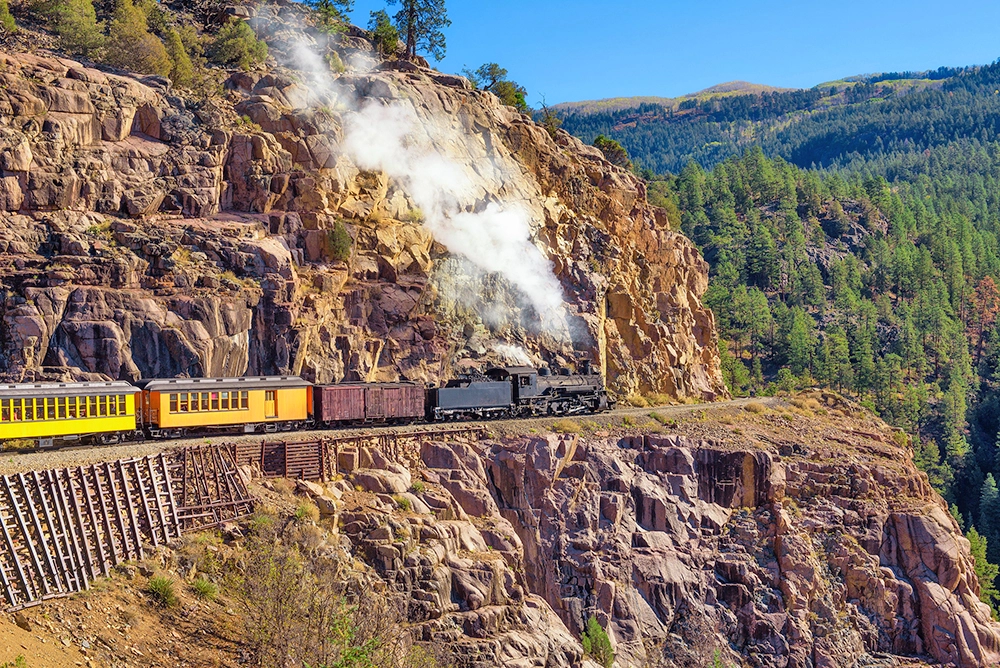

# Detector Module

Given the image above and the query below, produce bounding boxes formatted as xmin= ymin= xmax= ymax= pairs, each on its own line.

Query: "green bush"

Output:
xmin=53 ymin=0 xmax=104 ymax=56
xmin=104 ymin=0 xmax=171 ymax=76
xmin=208 ymin=18 xmax=267 ymax=70
xmin=324 ymin=221 xmax=352 ymax=262
xmin=410 ymin=480 xmax=425 ymax=494
xmin=581 ymin=616 xmax=614 ymax=668
xmin=146 ymin=575 xmax=179 ymax=608
xmin=191 ymin=576 xmax=218 ymax=601
xmin=0 ymin=0 xmax=16 ymax=34
xmin=0 ymin=655 xmax=26 ymax=668
xmin=294 ymin=502 xmax=319 ymax=522
xmin=393 ymin=495 xmax=411 ymax=512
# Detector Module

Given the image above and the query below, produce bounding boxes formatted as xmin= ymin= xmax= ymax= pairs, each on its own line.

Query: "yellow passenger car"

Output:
xmin=0 ymin=381 xmax=140 ymax=446
xmin=138 ymin=376 xmax=313 ymax=437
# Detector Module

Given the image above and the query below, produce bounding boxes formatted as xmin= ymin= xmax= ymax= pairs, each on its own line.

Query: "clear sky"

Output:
xmin=347 ymin=0 xmax=1000 ymax=107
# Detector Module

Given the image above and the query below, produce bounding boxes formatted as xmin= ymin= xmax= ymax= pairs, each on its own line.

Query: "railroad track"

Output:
xmin=0 ymin=397 xmax=778 ymax=476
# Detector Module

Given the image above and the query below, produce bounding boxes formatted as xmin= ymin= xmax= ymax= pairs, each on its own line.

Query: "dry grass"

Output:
xmin=551 ymin=419 xmax=582 ymax=434
xmin=744 ymin=402 xmax=767 ymax=414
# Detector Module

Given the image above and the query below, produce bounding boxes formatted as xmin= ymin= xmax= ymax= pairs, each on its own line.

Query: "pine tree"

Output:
xmin=981 ymin=474 xmax=1000 ymax=564
xmin=105 ymin=0 xmax=171 ymax=76
xmin=388 ymin=0 xmax=449 ymax=61
xmin=164 ymin=28 xmax=194 ymax=87
xmin=967 ymin=526 xmax=1000 ymax=619
xmin=53 ymin=0 xmax=104 ymax=56
xmin=367 ymin=9 xmax=399 ymax=57
xmin=0 ymin=0 xmax=16 ymax=34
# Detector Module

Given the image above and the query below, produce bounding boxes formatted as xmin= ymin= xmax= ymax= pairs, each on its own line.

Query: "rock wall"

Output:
xmin=0 ymin=34 xmax=725 ymax=400
xmin=331 ymin=420 xmax=1000 ymax=667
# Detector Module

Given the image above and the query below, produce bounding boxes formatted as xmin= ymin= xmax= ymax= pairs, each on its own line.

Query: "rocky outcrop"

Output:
xmin=0 ymin=28 xmax=725 ymax=400
xmin=332 ymin=411 xmax=1000 ymax=667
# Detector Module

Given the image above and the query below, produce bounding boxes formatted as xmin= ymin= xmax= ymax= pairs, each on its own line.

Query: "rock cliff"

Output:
xmin=323 ymin=397 xmax=1000 ymax=667
xmin=0 ymin=6 xmax=725 ymax=400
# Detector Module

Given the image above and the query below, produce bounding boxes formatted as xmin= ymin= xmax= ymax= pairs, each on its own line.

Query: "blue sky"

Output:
xmin=348 ymin=0 xmax=1000 ymax=107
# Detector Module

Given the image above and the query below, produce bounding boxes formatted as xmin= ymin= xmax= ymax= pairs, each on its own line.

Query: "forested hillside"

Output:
xmin=556 ymin=57 xmax=1000 ymax=615
xmin=554 ymin=63 xmax=1000 ymax=174
xmin=636 ymin=136 xmax=1000 ymax=613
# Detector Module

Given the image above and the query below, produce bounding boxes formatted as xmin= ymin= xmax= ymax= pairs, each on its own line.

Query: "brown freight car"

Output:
xmin=315 ymin=382 xmax=424 ymax=425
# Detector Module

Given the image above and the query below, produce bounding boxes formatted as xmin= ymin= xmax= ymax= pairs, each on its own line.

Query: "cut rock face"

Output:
xmin=0 ymin=47 xmax=725 ymax=402
xmin=388 ymin=431 xmax=1000 ymax=667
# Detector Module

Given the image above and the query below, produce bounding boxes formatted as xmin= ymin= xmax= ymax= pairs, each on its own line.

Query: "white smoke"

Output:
xmin=492 ymin=344 xmax=535 ymax=366
xmin=279 ymin=34 xmax=571 ymax=338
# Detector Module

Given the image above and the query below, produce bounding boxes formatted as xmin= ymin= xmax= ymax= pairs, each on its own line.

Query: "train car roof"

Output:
xmin=0 ymin=380 xmax=138 ymax=399
xmin=135 ymin=376 xmax=311 ymax=392
xmin=315 ymin=382 xmax=421 ymax=388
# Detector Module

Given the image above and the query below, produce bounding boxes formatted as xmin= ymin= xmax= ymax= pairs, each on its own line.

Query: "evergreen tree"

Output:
xmin=388 ymin=0 xmax=449 ymax=61
xmin=164 ymin=28 xmax=194 ymax=87
xmin=981 ymin=474 xmax=1000 ymax=564
xmin=307 ymin=0 xmax=352 ymax=32
xmin=367 ymin=9 xmax=399 ymax=58
xmin=967 ymin=526 xmax=1000 ymax=618
xmin=53 ymin=0 xmax=104 ymax=56
xmin=463 ymin=63 xmax=528 ymax=113
xmin=593 ymin=135 xmax=630 ymax=168
xmin=0 ymin=0 xmax=16 ymax=34
xmin=105 ymin=0 xmax=171 ymax=76
xmin=208 ymin=18 xmax=267 ymax=70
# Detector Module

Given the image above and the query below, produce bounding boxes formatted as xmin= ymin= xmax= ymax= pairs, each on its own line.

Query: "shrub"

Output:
xmin=146 ymin=575 xmax=178 ymax=608
xmin=593 ymin=135 xmax=630 ymax=169
xmin=164 ymin=28 xmax=194 ymax=87
xmin=0 ymin=0 xmax=16 ymax=33
xmin=581 ymin=616 xmax=614 ymax=668
xmin=649 ymin=411 xmax=670 ymax=425
xmin=0 ymin=656 xmax=26 ymax=668
xmin=744 ymin=401 xmax=766 ymax=414
xmin=294 ymin=502 xmax=319 ymax=523
xmin=53 ymin=0 xmax=104 ymax=56
xmin=191 ymin=576 xmax=218 ymax=601
xmin=326 ymin=50 xmax=345 ymax=73
xmin=208 ymin=18 xmax=267 ymax=70
xmin=393 ymin=495 xmax=412 ymax=512
xmin=324 ymin=221 xmax=352 ymax=262
xmin=621 ymin=415 xmax=636 ymax=427
xmin=626 ymin=393 xmax=649 ymax=407
xmin=410 ymin=480 xmax=425 ymax=494
xmin=551 ymin=419 xmax=581 ymax=434
xmin=105 ymin=0 xmax=171 ymax=76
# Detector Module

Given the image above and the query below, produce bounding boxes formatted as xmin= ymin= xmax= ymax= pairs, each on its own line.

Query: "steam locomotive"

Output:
xmin=0 ymin=364 xmax=611 ymax=447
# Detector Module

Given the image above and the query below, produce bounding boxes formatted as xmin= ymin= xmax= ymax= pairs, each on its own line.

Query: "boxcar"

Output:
xmin=0 ymin=381 xmax=140 ymax=446
xmin=315 ymin=384 xmax=366 ymax=424
xmin=138 ymin=376 xmax=312 ymax=437
xmin=315 ymin=382 xmax=424 ymax=425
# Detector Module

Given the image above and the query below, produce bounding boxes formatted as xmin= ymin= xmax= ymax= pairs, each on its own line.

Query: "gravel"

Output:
xmin=0 ymin=397 xmax=777 ymax=475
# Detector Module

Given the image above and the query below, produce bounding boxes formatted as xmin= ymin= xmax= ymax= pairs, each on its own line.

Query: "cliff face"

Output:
xmin=0 ymin=31 xmax=725 ymax=400
xmin=325 ymin=398 xmax=1000 ymax=667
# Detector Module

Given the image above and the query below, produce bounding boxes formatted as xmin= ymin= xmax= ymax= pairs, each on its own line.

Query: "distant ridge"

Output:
xmin=552 ymin=81 xmax=797 ymax=115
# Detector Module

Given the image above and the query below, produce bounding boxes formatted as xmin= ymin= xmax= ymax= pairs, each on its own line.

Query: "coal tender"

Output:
xmin=426 ymin=363 xmax=611 ymax=420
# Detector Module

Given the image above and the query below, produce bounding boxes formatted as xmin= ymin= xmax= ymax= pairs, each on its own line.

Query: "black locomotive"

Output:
xmin=427 ymin=362 xmax=611 ymax=420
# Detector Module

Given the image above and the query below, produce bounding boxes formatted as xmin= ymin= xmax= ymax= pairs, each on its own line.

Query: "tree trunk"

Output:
xmin=406 ymin=1 xmax=417 ymax=59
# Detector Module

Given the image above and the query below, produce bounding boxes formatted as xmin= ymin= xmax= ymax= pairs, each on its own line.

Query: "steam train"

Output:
xmin=0 ymin=364 xmax=611 ymax=447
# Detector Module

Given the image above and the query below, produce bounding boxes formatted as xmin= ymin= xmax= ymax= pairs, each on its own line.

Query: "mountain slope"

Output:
xmin=554 ymin=64 xmax=986 ymax=173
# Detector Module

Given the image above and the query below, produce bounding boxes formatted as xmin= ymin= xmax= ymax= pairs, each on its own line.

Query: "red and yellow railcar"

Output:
xmin=0 ymin=381 xmax=140 ymax=446
xmin=138 ymin=376 xmax=312 ymax=438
